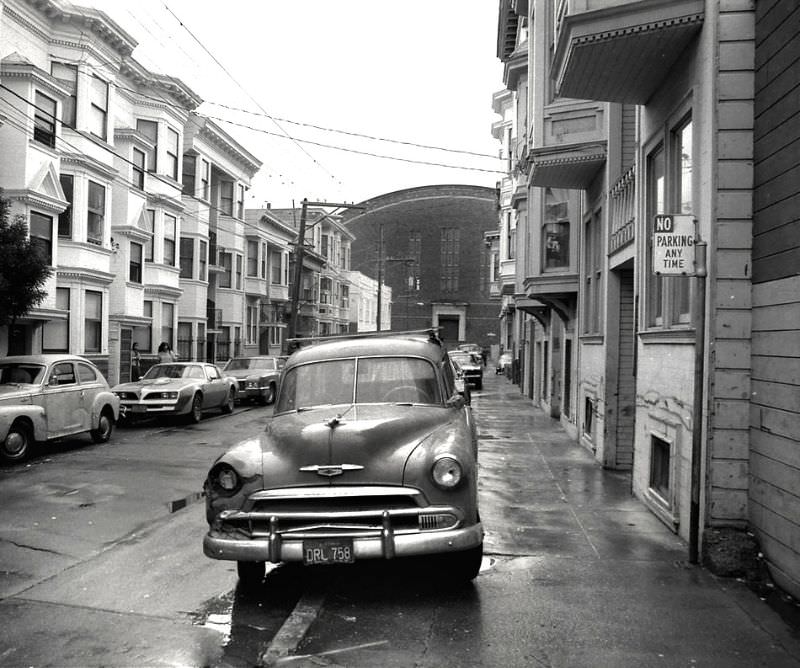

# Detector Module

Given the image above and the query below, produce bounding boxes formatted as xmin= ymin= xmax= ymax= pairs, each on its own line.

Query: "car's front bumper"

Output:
xmin=118 ymin=395 xmax=190 ymax=417
xmin=233 ymin=382 xmax=266 ymax=401
xmin=203 ymin=521 xmax=483 ymax=563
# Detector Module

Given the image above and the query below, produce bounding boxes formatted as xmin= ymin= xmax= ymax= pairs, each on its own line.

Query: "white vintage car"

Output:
xmin=112 ymin=362 xmax=236 ymax=424
xmin=0 ymin=355 xmax=120 ymax=463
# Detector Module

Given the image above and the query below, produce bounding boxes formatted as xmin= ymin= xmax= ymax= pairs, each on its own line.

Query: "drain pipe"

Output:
xmin=689 ymin=240 xmax=708 ymax=564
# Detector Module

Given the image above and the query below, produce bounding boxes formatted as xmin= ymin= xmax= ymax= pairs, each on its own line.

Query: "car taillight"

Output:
xmin=432 ymin=456 xmax=462 ymax=489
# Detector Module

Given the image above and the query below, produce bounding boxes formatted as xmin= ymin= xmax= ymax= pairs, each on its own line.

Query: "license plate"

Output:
xmin=130 ymin=405 xmax=147 ymax=413
xmin=303 ymin=539 xmax=354 ymax=565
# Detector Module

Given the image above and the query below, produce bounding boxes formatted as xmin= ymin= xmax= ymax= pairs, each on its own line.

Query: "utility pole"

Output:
xmin=287 ymin=199 xmax=365 ymax=346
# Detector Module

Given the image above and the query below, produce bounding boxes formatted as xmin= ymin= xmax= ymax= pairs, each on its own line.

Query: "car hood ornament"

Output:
xmin=299 ymin=463 xmax=364 ymax=477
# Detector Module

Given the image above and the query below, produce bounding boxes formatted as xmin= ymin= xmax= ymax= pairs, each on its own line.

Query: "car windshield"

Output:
xmin=0 ymin=363 xmax=46 ymax=385
xmin=143 ymin=364 xmax=203 ymax=380
xmin=275 ymin=356 xmax=440 ymax=412
xmin=225 ymin=358 xmax=274 ymax=371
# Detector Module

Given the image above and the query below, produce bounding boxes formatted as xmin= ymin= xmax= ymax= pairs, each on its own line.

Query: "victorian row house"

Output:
xmin=0 ymin=0 xmax=387 ymax=386
xmin=494 ymin=0 xmax=799 ymax=598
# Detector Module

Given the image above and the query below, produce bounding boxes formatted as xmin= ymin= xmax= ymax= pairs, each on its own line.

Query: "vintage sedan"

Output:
xmin=203 ymin=330 xmax=483 ymax=585
xmin=0 ymin=355 xmax=119 ymax=463
xmin=222 ymin=356 xmax=285 ymax=405
xmin=112 ymin=362 xmax=236 ymax=424
xmin=448 ymin=350 xmax=484 ymax=390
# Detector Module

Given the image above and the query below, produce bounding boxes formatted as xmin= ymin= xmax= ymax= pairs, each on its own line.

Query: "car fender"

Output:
xmin=0 ymin=404 xmax=47 ymax=442
xmin=89 ymin=391 xmax=120 ymax=425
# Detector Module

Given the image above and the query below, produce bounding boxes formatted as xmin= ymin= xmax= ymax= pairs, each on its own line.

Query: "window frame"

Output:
xmin=87 ymin=180 xmax=105 ymax=245
xmin=50 ymin=62 xmax=77 ymax=128
xmin=163 ymin=213 xmax=177 ymax=266
xmin=29 ymin=211 xmax=53 ymax=265
xmin=89 ymin=75 xmax=108 ymax=141
xmin=136 ymin=119 xmax=158 ymax=172
xmin=129 ymin=241 xmax=143 ymax=283
xmin=42 ymin=287 xmax=70 ymax=352
xmin=166 ymin=127 xmax=180 ymax=180
xmin=58 ymin=174 xmax=74 ymax=238
xmin=644 ymin=102 xmax=694 ymax=331
xmin=84 ymin=290 xmax=102 ymax=353
xmin=133 ymin=147 xmax=146 ymax=190
xmin=34 ymin=90 xmax=57 ymax=148
xmin=179 ymin=237 xmax=194 ymax=279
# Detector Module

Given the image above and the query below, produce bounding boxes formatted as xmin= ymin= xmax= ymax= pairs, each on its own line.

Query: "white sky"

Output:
xmin=77 ymin=0 xmax=506 ymax=208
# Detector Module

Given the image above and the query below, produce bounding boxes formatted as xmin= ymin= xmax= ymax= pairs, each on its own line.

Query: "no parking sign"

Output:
xmin=652 ymin=214 xmax=696 ymax=275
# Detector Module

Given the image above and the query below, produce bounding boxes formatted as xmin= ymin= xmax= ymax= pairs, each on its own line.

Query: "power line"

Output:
xmin=196 ymin=112 xmax=506 ymax=175
xmin=203 ymin=101 xmax=501 ymax=160
xmin=0 ymin=84 xmax=295 ymax=242
xmin=161 ymin=2 xmax=343 ymax=192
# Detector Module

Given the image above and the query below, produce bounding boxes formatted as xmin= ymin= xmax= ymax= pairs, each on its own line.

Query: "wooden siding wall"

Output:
xmin=750 ymin=0 xmax=800 ymax=599
xmin=752 ymin=0 xmax=800 ymax=282
xmin=707 ymin=1 xmax=755 ymax=526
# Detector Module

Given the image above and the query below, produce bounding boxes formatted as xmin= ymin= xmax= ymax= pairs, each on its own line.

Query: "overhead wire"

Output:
xmin=160 ymin=2 xmax=344 ymax=194
xmin=196 ymin=112 xmax=506 ymax=174
xmin=0 ymin=84 xmax=300 ymax=243
xmin=59 ymin=1 xmax=503 ymax=191
xmin=202 ymin=101 xmax=503 ymax=161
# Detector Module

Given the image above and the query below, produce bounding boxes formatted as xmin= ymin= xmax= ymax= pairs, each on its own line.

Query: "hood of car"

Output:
xmin=260 ymin=404 xmax=456 ymax=487
xmin=224 ymin=369 xmax=270 ymax=379
xmin=113 ymin=377 xmax=194 ymax=392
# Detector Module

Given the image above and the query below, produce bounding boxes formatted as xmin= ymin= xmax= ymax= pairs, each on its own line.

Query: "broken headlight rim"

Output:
xmin=209 ymin=463 xmax=242 ymax=495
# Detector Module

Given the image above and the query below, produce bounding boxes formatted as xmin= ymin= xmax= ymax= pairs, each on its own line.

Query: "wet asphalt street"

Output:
xmin=0 ymin=372 xmax=799 ymax=667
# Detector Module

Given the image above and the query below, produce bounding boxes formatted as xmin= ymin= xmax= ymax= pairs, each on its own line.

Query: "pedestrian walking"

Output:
xmin=131 ymin=342 xmax=142 ymax=380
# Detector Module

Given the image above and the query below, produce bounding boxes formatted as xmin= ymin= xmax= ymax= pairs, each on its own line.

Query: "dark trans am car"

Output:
xmin=203 ymin=330 xmax=483 ymax=585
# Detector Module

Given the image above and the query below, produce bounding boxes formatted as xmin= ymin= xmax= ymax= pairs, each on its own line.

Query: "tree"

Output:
xmin=0 ymin=192 xmax=53 ymax=333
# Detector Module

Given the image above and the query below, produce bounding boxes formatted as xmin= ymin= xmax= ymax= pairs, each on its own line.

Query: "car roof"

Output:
xmin=287 ymin=332 xmax=445 ymax=368
xmin=0 ymin=354 xmax=97 ymax=365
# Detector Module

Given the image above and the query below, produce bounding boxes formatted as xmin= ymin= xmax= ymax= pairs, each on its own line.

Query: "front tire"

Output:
xmin=260 ymin=383 xmax=276 ymax=406
xmin=90 ymin=409 xmax=114 ymax=443
xmin=2 ymin=421 xmax=33 ymax=463
xmin=187 ymin=393 xmax=203 ymax=424
xmin=237 ymin=560 xmax=265 ymax=587
xmin=221 ymin=388 xmax=235 ymax=414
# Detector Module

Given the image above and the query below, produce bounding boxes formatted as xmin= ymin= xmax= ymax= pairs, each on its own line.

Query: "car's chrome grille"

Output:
xmin=237 ymin=380 xmax=247 ymax=391
xmin=217 ymin=492 xmax=459 ymax=539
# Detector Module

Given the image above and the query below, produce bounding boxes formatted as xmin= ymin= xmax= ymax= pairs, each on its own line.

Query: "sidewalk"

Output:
xmin=469 ymin=371 xmax=800 ymax=667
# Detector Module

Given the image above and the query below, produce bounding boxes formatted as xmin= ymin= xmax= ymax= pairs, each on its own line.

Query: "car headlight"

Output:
xmin=209 ymin=463 xmax=241 ymax=494
xmin=432 ymin=456 xmax=463 ymax=489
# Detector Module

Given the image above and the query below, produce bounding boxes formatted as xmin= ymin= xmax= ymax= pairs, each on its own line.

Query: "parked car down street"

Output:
xmin=203 ymin=329 xmax=483 ymax=586
xmin=0 ymin=354 xmax=120 ymax=462
xmin=448 ymin=350 xmax=484 ymax=390
xmin=112 ymin=362 xmax=236 ymax=424
xmin=222 ymin=355 xmax=286 ymax=405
